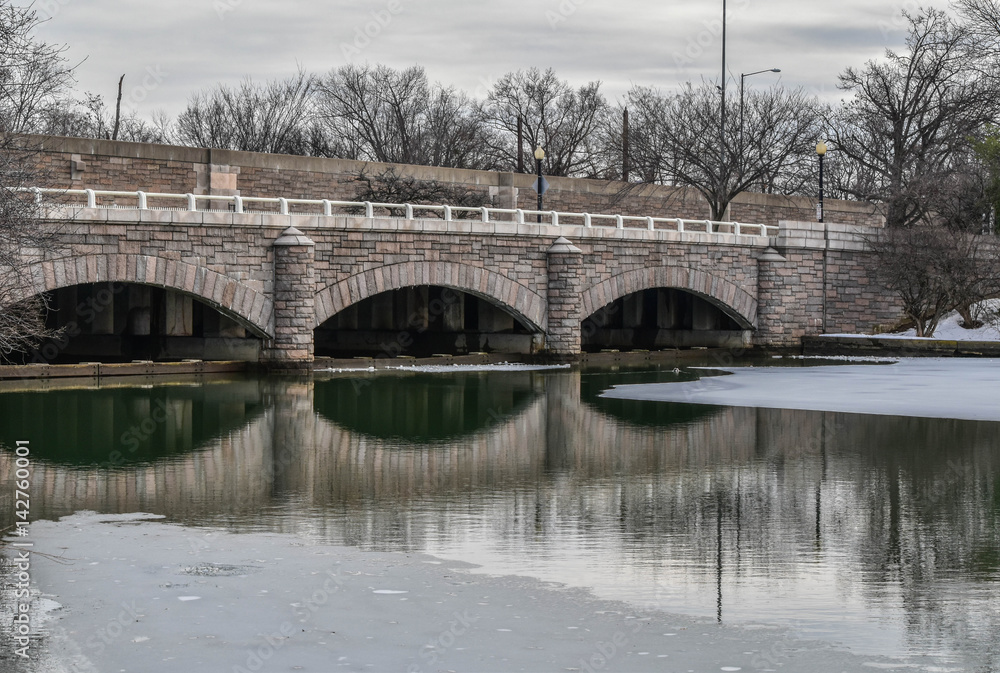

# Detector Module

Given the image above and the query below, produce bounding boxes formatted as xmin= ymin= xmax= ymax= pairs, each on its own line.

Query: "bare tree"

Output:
xmin=866 ymin=226 xmax=1000 ymax=336
xmin=481 ymin=68 xmax=607 ymax=176
xmin=830 ymin=9 xmax=998 ymax=228
xmin=175 ymin=69 xmax=318 ymax=155
xmin=352 ymin=167 xmax=490 ymax=218
xmin=641 ymin=81 xmax=822 ymax=220
xmin=420 ymin=85 xmax=501 ymax=169
xmin=0 ymin=141 xmax=55 ymax=357
xmin=0 ymin=1 xmax=74 ymax=133
xmin=316 ymin=64 xmax=499 ymax=169
xmin=592 ymin=88 xmax=673 ymax=183
xmin=37 ymin=91 xmax=172 ymax=143
xmin=0 ymin=0 xmax=69 ymax=356
xmin=954 ymin=0 xmax=1000 ymax=44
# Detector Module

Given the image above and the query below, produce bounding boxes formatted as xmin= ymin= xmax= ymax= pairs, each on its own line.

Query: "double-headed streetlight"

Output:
xmin=534 ymin=145 xmax=545 ymax=223
xmin=739 ymin=68 xmax=780 ymax=150
xmin=816 ymin=140 xmax=827 ymax=222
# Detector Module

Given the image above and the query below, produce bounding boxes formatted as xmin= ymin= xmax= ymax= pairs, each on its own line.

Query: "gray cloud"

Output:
xmin=31 ymin=0 xmax=952 ymax=117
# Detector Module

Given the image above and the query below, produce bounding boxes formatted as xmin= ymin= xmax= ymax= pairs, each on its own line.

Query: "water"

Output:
xmin=1 ymin=364 xmax=998 ymax=667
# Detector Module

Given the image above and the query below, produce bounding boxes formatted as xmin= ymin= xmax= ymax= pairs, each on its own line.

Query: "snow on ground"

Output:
xmin=824 ymin=299 xmax=1000 ymax=341
xmin=603 ymin=358 xmax=1000 ymax=422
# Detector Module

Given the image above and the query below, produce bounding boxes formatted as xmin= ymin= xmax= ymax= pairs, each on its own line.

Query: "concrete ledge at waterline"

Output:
xmin=804 ymin=335 xmax=1000 ymax=357
xmin=0 ymin=360 xmax=248 ymax=380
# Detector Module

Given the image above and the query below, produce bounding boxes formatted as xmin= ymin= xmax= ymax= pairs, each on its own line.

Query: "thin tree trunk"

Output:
xmin=112 ymin=74 xmax=125 ymax=141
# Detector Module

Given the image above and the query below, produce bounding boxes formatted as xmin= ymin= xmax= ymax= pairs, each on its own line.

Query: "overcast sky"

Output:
xmin=33 ymin=0 xmax=952 ymax=119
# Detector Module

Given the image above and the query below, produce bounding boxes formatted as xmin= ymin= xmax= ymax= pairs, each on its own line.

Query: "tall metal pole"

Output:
xmin=721 ymin=0 xmax=727 ymax=182
xmin=739 ymin=69 xmax=780 ymax=166
xmin=536 ymin=155 xmax=543 ymax=223
xmin=739 ymin=73 xmax=745 ymax=156
xmin=622 ymin=107 xmax=630 ymax=182
xmin=517 ymin=116 xmax=524 ymax=173
xmin=818 ymin=152 xmax=824 ymax=223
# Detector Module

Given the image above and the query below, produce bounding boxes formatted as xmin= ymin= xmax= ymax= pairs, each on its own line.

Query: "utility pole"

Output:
xmin=517 ymin=116 xmax=524 ymax=173
xmin=622 ymin=107 xmax=630 ymax=182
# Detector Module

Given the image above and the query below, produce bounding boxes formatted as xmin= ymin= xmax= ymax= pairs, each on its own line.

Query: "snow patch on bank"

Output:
xmin=602 ymin=358 xmax=1000 ymax=422
xmin=824 ymin=299 xmax=1000 ymax=341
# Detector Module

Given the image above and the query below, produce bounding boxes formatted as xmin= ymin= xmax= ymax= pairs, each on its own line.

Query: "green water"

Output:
xmin=0 ymin=364 xmax=998 ymax=668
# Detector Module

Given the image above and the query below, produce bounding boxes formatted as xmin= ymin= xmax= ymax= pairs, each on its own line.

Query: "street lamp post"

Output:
xmin=721 ymin=0 xmax=727 ymax=178
xmin=816 ymin=141 xmax=827 ymax=223
xmin=739 ymin=68 xmax=780 ymax=152
xmin=534 ymin=145 xmax=545 ymax=223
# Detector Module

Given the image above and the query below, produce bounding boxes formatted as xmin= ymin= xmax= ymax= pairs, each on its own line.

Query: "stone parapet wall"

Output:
xmin=729 ymin=192 xmax=884 ymax=228
xmin=824 ymin=249 xmax=903 ymax=334
xmin=23 ymin=134 xmax=884 ymax=226
xmin=754 ymin=221 xmax=903 ymax=346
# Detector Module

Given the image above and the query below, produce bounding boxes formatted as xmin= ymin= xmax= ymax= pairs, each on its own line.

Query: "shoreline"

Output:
xmin=0 ymin=348 xmax=739 ymax=382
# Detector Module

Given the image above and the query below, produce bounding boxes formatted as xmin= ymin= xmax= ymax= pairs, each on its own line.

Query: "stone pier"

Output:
xmin=546 ymin=236 xmax=585 ymax=357
xmin=270 ymin=226 xmax=316 ymax=368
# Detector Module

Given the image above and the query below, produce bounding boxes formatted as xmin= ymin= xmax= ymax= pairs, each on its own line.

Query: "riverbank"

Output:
xmin=0 ymin=360 xmax=248 ymax=381
xmin=3 ymin=512 xmax=936 ymax=673
xmin=803 ymin=335 xmax=1000 ymax=357
xmin=0 ymin=348 xmax=734 ymax=381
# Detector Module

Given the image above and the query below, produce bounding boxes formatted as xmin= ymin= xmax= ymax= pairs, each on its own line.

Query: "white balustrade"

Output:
xmin=17 ymin=187 xmax=776 ymax=239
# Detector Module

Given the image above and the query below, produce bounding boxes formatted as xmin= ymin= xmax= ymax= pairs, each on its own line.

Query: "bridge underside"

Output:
xmin=315 ymin=286 xmax=540 ymax=358
xmin=10 ymin=283 xmax=751 ymax=364
xmin=19 ymin=283 xmax=262 ymax=364
xmin=582 ymin=288 xmax=750 ymax=351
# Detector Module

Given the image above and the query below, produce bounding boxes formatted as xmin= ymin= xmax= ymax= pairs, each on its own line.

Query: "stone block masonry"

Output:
xmin=271 ymin=227 xmax=316 ymax=367
xmin=546 ymin=237 xmax=585 ymax=355
xmin=15 ymin=204 xmax=905 ymax=367
xmin=10 ymin=133 xmax=906 ymax=365
xmin=24 ymin=134 xmax=885 ymax=227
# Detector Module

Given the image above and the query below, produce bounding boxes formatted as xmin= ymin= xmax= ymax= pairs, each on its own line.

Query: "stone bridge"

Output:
xmin=13 ymin=188 xmax=899 ymax=366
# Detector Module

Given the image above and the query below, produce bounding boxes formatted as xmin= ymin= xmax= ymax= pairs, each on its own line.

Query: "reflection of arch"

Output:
xmin=0 ymin=379 xmax=268 ymax=466
xmin=313 ymin=372 xmax=540 ymax=443
xmin=314 ymin=262 xmax=546 ymax=332
xmin=580 ymin=267 xmax=757 ymax=329
xmin=22 ymin=254 xmax=274 ymax=337
xmin=578 ymin=369 xmax=725 ymax=429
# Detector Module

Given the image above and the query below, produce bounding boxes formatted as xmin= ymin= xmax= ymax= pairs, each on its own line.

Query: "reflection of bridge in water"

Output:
xmin=0 ymin=371 xmax=765 ymax=519
xmin=5 ymin=371 xmax=997 ymax=578
xmin=1 ymin=370 xmax=999 ymax=662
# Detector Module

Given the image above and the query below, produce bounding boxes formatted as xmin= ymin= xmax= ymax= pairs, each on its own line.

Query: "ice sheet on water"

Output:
xmin=602 ymin=358 xmax=1000 ymax=422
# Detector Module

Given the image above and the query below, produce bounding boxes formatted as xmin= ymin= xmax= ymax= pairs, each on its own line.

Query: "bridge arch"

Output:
xmin=23 ymin=254 xmax=274 ymax=337
xmin=580 ymin=266 xmax=757 ymax=329
xmin=314 ymin=261 xmax=546 ymax=333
